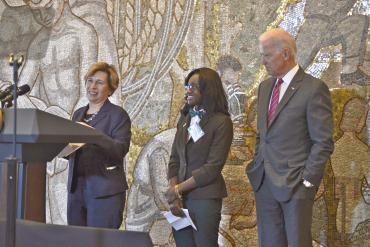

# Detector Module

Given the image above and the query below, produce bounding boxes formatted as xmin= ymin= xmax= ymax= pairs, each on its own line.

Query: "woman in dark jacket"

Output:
xmin=165 ymin=68 xmax=233 ymax=247
xmin=67 ymin=62 xmax=131 ymax=228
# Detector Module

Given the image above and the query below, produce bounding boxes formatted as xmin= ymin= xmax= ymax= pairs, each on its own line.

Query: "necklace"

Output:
xmin=83 ymin=110 xmax=99 ymax=123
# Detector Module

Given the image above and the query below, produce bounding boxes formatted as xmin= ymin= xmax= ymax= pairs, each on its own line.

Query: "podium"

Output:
xmin=0 ymin=220 xmax=153 ymax=247
xmin=0 ymin=109 xmax=153 ymax=247
xmin=0 ymin=108 xmax=103 ymax=222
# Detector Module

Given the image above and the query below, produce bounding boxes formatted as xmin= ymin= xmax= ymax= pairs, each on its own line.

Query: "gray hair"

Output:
xmin=260 ymin=28 xmax=297 ymax=61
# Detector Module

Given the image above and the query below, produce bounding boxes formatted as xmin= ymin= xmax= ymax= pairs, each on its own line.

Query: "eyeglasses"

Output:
xmin=184 ymin=83 xmax=200 ymax=91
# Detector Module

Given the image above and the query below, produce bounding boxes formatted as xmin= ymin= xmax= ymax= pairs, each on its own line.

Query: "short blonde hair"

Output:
xmin=84 ymin=62 xmax=119 ymax=93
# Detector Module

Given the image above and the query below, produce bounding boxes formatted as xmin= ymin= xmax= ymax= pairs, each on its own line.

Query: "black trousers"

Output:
xmin=172 ymin=198 xmax=222 ymax=247
xmin=67 ymin=176 xmax=125 ymax=229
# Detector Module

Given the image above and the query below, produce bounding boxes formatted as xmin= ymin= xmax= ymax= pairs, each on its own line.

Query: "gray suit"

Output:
xmin=246 ymin=68 xmax=333 ymax=246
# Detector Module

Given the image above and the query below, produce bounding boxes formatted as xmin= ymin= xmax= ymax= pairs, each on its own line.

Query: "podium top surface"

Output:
xmin=0 ymin=220 xmax=154 ymax=247
xmin=0 ymin=108 xmax=102 ymax=144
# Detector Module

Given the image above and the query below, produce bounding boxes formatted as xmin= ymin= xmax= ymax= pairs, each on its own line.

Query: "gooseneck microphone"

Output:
xmin=0 ymin=84 xmax=31 ymax=104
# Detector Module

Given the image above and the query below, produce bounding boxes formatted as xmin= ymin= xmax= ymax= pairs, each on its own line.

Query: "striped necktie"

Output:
xmin=268 ymin=78 xmax=283 ymax=126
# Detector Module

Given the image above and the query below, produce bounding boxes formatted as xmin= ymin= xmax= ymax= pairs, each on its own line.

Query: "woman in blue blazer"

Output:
xmin=67 ymin=62 xmax=131 ymax=228
xmin=166 ymin=68 xmax=233 ymax=247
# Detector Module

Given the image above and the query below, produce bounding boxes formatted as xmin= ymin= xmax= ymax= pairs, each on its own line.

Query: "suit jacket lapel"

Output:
xmin=267 ymin=68 xmax=304 ymax=129
xmin=183 ymin=114 xmax=191 ymax=143
xmin=86 ymin=100 xmax=110 ymax=127
xmin=199 ymin=113 xmax=211 ymax=130
xmin=73 ymin=105 xmax=88 ymax=122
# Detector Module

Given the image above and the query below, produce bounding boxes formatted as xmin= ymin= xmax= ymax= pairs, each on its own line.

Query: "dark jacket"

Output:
xmin=67 ymin=100 xmax=131 ymax=198
xmin=168 ymin=111 xmax=233 ymax=199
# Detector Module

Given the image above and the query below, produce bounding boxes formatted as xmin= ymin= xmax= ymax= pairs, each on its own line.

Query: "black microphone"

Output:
xmin=0 ymin=84 xmax=15 ymax=99
xmin=1 ymin=84 xmax=31 ymax=104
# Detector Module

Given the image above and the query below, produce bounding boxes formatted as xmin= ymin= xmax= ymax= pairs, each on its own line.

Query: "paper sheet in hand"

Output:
xmin=57 ymin=121 xmax=94 ymax=157
xmin=162 ymin=209 xmax=197 ymax=231
xmin=57 ymin=143 xmax=85 ymax=158
xmin=76 ymin=121 xmax=94 ymax=128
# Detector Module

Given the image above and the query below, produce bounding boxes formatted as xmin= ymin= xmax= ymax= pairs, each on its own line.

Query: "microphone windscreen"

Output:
xmin=18 ymin=84 xmax=31 ymax=95
xmin=0 ymin=85 xmax=14 ymax=99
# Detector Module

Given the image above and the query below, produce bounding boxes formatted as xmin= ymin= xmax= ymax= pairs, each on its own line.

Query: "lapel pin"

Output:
xmin=182 ymin=123 xmax=187 ymax=128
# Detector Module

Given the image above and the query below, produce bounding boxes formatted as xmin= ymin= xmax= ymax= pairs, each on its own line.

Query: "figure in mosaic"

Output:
xmin=217 ymin=55 xmax=247 ymax=124
xmin=217 ymin=55 xmax=248 ymax=162
xmin=118 ymin=0 xmax=195 ymax=123
xmin=219 ymin=98 xmax=259 ymax=247
xmin=18 ymin=0 xmax=98 ymax=116
xmin=126 ymin=128 xmax=176 ymax=246
xmin=0 ymin=0 xmax=40 ymax=84
xmin=331 ymin=97 xmax=369 ymax=241
xmin=216 ymin=54 xmax=255 ymax=244
xmin=70 ymin=0 xmax=121 ymax=105
xmin=296 ymin=0 xmax=369 ymax=85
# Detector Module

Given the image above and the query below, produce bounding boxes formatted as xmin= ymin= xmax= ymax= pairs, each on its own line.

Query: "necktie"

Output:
xmin=268 ymin=78 xmax=283 ymax=126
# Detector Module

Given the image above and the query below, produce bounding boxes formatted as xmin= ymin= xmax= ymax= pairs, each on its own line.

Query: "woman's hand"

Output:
xmin=165 ymin=186 xmax=178 ymax=204
xmin=170 ymin=198 xmax=185 ymax=217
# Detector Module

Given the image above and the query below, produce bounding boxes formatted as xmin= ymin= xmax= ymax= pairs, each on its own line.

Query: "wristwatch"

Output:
xmin=303 ymin=179 xmax=314 ymax=188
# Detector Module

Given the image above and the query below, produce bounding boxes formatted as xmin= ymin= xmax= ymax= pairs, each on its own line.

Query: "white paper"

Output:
xmin=57 ymin=121 xmax=94 ymax=157
xmin=76 ymin=121 xmax=94 ymax=128
xmin=57 ymin=143 xmax=85 ymax=158
xmin=162 ymin=209 xmax=197 ymax=231
xmin=187 ymin=117 xmax=204 ymax=142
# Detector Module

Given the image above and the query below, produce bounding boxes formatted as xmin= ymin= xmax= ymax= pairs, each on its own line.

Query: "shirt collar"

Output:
xmin=281 ymin=64 xmax=299 ymax=84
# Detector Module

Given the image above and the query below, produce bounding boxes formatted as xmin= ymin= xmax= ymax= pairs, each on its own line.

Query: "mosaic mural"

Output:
xmin=0 ymin=0 xmax=369 ymax=246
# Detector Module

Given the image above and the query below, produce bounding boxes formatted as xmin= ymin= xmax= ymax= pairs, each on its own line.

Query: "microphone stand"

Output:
xmin=3 ymin=54 xmax=24 ymax=247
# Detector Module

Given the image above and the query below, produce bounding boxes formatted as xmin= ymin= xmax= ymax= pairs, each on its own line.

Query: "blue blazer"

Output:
xmin=67 ymin=100 xmax=131 ymax=198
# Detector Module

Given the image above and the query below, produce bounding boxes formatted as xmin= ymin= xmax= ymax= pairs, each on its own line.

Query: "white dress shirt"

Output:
xmin=268 ymin=64 xmax=299 ymax=109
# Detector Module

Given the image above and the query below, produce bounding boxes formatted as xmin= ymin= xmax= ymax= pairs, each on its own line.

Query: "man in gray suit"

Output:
xmin=246 ymin=28 xmax=333 ymax=247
